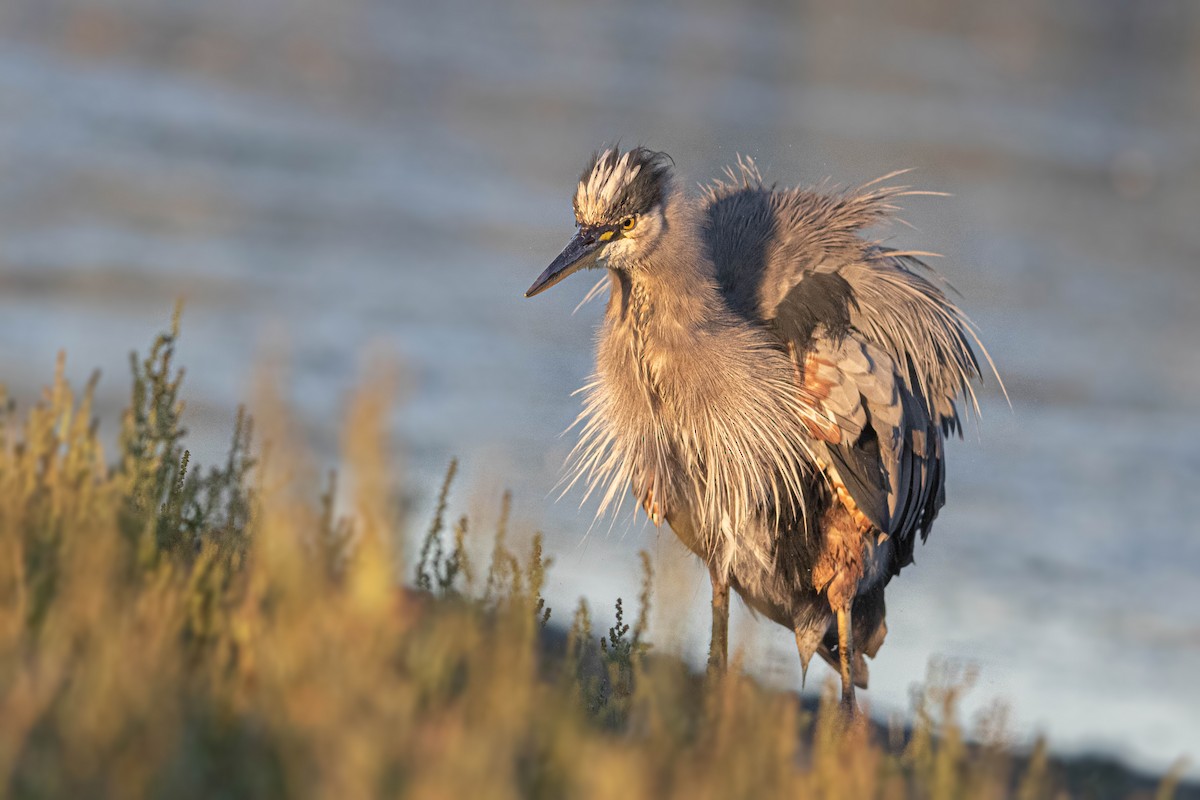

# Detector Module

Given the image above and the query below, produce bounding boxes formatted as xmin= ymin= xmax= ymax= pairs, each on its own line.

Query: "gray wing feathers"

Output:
xmin=814 ymin=336 xmax=942 ymax=542
xmin=844 ymin=251 xmax=983 ymax=436
xmin=702 ymin=160 xmax=985 ymax=438
xmin=702 ymin=161 xmax=982 ymax=545
xmin=808 ymin=337 xmax=890 ymax=530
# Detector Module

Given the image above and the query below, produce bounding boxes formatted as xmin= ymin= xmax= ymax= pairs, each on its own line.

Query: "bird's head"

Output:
xmin=525 ymin=146 xmax=674 ymax=297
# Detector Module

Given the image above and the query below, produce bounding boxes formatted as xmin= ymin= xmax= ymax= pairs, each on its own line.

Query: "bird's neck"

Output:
xmin=604 ymin=196 xmax=722 ymax=336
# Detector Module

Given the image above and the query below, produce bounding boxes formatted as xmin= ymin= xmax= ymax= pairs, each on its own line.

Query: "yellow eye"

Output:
xmin=621 ymin=216 xmax=637 ymax=232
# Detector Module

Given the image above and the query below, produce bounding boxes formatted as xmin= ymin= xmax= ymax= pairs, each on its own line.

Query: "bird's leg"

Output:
xmin=707 ymin=563 xmax=730 ymax=675
xmin=836 ymin=602 xmax=856 ymax=712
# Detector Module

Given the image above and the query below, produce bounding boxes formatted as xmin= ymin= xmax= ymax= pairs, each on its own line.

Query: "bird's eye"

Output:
xmin=621 ymin=216 xmax=637 ymax=232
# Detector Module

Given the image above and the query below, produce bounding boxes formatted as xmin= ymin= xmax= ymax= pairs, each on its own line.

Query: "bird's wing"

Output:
xmin=792 ymin=330 xmax=944 ymax=546
xmin=701 ymin=159 xmax=991 ymax=438
xmin=701 ymin=160 xmax=991 ymax=546
xmin=838 ymin=250 xmax=989 ymax=438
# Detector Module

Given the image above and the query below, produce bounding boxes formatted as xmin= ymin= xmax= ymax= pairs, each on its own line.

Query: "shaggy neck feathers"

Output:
xmin=573 ymin=195 xmax=821 ymax=576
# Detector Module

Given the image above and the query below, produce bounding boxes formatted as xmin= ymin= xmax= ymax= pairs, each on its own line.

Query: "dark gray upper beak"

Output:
xmin=525 ymin=229 xmax=602 ymax=298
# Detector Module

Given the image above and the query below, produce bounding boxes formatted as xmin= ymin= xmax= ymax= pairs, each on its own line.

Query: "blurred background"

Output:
xmin=0 ymin=0 xmax=1197 ymax=778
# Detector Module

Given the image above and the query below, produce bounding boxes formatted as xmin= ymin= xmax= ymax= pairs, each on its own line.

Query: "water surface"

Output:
xmin=1 ymin=0 xmax=1198 ymax=776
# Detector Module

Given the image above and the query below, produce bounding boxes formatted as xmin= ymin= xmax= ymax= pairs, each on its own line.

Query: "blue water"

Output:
xmin=1 ymin=0 xmax=1198 ymax=776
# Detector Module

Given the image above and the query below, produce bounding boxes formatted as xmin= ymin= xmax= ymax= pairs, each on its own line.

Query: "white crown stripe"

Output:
xmin=574 ymin=147 xmax=656 ymax=224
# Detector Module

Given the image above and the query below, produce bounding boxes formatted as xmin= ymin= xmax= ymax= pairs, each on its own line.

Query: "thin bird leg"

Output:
xmin=836 ymin=603 xmax=856 ymax=711
xmin=707 ymin=563 xmax=730 ymax=675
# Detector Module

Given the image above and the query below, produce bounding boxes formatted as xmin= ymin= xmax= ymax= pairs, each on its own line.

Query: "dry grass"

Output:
xmin=0 ymin=310 xmax=1186 ymax=799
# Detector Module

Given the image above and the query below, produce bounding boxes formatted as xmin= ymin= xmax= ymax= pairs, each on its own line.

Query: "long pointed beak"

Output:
xmin=525 ymin=230 xmax=602 ymax=298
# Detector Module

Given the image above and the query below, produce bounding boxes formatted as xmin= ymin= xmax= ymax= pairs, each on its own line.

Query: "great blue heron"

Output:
xmin=525 ymin=147 xmax=994 ymax=708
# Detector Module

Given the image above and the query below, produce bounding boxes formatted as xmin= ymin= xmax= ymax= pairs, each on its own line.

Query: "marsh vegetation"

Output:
xmin=0 ymin=313 xmax=1187 ymax=799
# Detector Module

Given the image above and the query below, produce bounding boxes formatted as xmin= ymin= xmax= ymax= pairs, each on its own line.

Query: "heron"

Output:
xmin=525 ymin=146 xmax=994 ymax=709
